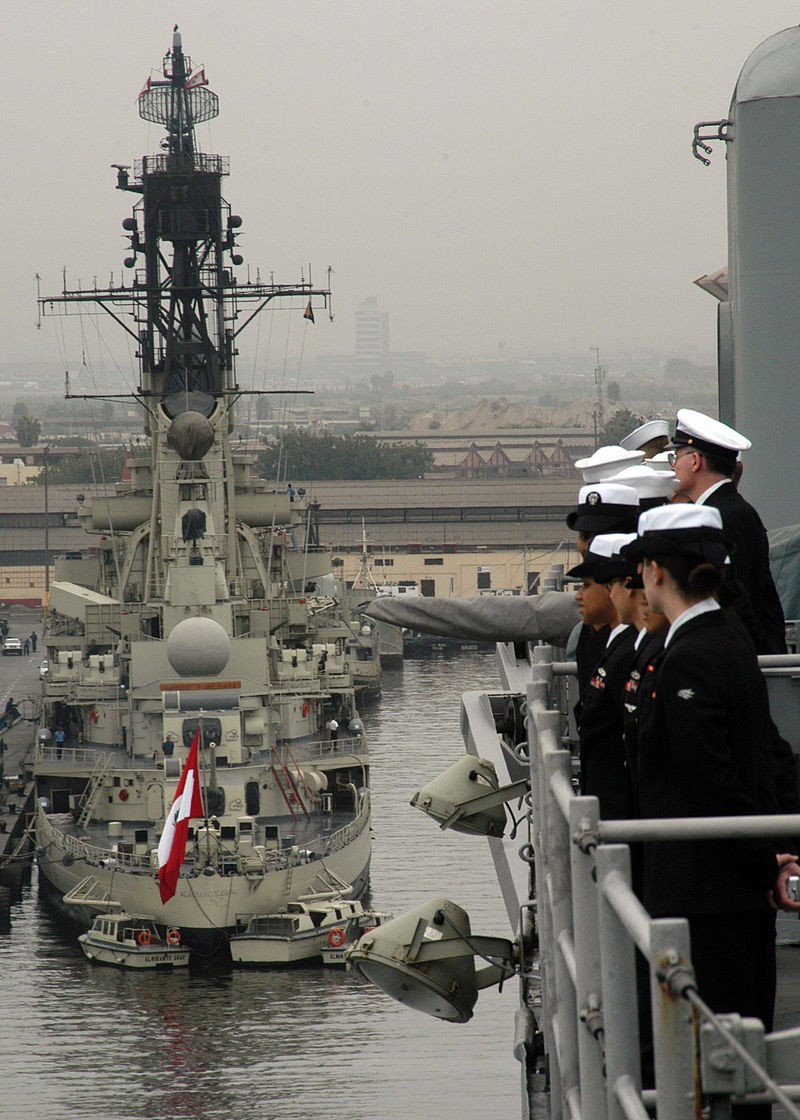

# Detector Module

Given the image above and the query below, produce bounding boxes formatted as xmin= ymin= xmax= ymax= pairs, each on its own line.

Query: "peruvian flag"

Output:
xmin=157 ymin=729 xmax=204 ymax=904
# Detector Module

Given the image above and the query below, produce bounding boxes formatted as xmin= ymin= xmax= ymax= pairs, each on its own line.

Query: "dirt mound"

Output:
xmin=405 ymin=397 xmax=597 ymax=433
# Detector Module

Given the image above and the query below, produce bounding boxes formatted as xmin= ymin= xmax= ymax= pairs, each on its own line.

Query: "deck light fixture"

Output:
xmin=347 ymin=897 xmax=516 ymax=1023
xmin=410 ymin=755 xmax=529 ymax=837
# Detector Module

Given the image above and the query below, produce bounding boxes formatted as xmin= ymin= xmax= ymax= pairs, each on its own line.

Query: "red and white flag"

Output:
xmin=138 ymin=75 xmax=152 ymax=99
xmin=157 ymin=729 xmax=204 ymax=904
xmin=183 ymin=68 xmax=208 ymax=92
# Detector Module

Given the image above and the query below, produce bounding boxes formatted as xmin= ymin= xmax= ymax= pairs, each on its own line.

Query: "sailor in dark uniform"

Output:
xmin=564 ymin=482 xmax=640 ymax=710
xmin=567 ymin=535 xmax=637 ymax=819
xmin=622 ymin=504 xmax=800 ymax=1114
xmin=670 ymin=408 xmax=786 ymax=653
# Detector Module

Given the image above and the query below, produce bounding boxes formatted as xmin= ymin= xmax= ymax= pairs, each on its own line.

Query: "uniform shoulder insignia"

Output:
xmin=676 ymin=688 xmax=695 ymax=700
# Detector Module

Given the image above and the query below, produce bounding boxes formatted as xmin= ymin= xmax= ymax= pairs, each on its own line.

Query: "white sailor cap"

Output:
xmin=566 ymin=482 xmax=640 ymax=532
xmin=647 ymin=450 xmax=678 ymax=474
xmin=612 ymin=464 xmax=679 ymax=507
xmin=586 ymin=532 xmax=638 ymax=559
xmin=638 ymin=504 xmax=723 ymax=534
xmin=621 ymin=503 xmax=728 ymax=565
xmin=672 ymin=409 xmax=751 ymax=462
xmin=619 ymin=419 xmax=670 ymax=452
xmin=574 ymin=445 xmax=645 ymax=483
xmin=566 ymin=532 xmax=638 ymax=582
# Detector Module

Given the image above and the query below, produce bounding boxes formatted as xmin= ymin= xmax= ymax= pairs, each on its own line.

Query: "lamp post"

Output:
xmin=43 ymin=444 xmax=50 ymax=608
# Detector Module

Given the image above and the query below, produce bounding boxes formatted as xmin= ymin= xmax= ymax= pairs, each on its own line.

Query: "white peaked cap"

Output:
xmin=673 ymin=409 xmax=751 ymax=455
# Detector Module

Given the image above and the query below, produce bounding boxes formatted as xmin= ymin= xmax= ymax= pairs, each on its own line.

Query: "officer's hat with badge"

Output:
xmin=671 ymin=409 xmax=751 ymax=468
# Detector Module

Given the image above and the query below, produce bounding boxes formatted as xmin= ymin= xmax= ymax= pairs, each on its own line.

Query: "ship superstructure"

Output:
xmin=33 ymin=29 xmax=370 ymax=953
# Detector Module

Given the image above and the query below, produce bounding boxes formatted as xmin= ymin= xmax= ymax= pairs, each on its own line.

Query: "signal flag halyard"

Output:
xmin=157 ymin=728 xmax=204 ymax=904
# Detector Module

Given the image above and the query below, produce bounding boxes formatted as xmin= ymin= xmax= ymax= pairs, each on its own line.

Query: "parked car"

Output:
xmin=3 ymin=637 xmax=22 ymax=656
xmin=39 ymin=659 xmax=49 ymax=679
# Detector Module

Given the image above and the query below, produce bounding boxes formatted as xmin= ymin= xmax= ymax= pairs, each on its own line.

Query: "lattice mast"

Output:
xmin=39 ymin=26 xmax=331 ymax=429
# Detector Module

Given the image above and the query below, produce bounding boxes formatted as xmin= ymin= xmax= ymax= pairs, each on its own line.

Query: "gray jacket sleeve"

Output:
xmin=364 ymin=592 xmax=580 ymax=646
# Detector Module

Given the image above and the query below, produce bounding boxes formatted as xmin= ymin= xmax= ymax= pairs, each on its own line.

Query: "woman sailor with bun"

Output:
xmin=621 ymin=504 xmax=800 ymax=1107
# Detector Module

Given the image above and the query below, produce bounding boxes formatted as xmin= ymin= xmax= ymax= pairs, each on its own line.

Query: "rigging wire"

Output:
xmin=75 ymin=316 xmax=125 ymax=596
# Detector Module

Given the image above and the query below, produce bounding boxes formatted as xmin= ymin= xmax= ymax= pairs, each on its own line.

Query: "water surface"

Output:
xmin=1 ymin=653 xmax=520 ymax=1120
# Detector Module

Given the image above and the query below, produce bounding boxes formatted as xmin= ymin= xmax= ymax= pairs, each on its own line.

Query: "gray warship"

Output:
xmin=33 ymin=28 xmax=370 ymax=955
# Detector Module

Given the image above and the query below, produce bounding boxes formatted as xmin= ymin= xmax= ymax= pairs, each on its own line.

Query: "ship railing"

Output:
xmin=37 ymin=812 xmax=150 ymax=872
xmin=35 ymin=745 xmax=116 ymax=771
xmin=273 ymin=735 xmax=366 ymax=765
xmin=518 ymin=645 xmax=800 ymax=1120
xmin=38 ymin=786 xmax=370 ymax=878
xmin=320 ymin=789 xmax=370 ymax=857
xmin=134 ymin=153 xmax=230 ymax=178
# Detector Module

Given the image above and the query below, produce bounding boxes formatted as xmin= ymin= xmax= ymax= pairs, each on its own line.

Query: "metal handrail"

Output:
xmin=525 ymin=645 xmax=800 ymax=1120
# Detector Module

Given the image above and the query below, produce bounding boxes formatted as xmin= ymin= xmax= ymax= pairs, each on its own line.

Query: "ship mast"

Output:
xmin=39 ymin=26 xmax=330 ymax=419
xmin=38 ymin=28 xmax=331 ymax=605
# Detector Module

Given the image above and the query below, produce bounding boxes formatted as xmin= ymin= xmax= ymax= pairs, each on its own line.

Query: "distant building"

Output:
xmin=354 ymin=297 xmax=389 ymax=369
xmin=0 ymin=458 xmax=40 ymax=486
xmin=452 ymin=438 xmax=575 ymax=480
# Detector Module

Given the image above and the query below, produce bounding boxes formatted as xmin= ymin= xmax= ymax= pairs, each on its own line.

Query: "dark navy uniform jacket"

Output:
xmin=634 ymin=610 xmax=778 ymax=917
xmin=621 ymin=629 xmax=666 ymax=810
xmin=578 ymin=624 xmax=637 ymax=819
xmin=703 ymin=481 xmax=786 ymax=653
xmin=574 ymin=622 xmax=611 ymax=726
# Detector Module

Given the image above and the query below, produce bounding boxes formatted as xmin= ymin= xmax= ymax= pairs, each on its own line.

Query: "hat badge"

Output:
xmin=586 ymin=491 xmax=601 ymax=506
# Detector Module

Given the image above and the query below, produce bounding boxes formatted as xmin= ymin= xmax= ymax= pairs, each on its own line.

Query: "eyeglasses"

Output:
xmin=667 ymin=448 xmax=696 ymax=466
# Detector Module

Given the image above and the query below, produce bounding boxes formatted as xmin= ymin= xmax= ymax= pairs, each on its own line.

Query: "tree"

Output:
xmin=601 ymin=408 xmax=644 ymax=447
xmin=257 ymin=430 xmax=433 ymax=481
xmin=32 ymin=448 xmax=127 ymax=485
xmin=607 ymin=380 xmax=621 ymax=404
xmin=14 ymin=413 xmax=41 ymax=447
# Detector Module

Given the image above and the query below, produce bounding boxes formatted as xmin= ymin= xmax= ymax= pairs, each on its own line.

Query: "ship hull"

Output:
xmin=35 ymin=806 xmax=371 ymax=957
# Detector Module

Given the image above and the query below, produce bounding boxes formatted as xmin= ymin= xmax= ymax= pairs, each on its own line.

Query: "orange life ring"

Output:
xmin=137 ymin=930 xmax=152 ymax=947
xmin=167 ymin=928 xmax=181 ymax=946
xmin=327 ymin=927 xmax=346 ymax=948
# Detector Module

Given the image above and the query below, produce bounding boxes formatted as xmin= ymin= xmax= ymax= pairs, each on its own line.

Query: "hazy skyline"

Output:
xmin=5 ymin=2 xmax=800 ymax=389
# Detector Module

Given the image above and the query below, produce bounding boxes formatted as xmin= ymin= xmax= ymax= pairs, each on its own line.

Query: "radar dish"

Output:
xmin=139 ymin=85 xmax=219 ymax=126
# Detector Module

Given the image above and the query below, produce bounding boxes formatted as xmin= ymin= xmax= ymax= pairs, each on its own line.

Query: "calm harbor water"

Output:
xmin=1 ymin=653 xmax=520 ymax=1120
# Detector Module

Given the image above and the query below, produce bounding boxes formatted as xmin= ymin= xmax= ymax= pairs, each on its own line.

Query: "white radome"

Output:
xmin=166 ymin=617 xmax=231 ymax=676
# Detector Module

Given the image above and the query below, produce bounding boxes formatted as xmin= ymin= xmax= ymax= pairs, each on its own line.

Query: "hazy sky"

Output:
xmin=4 ymin=1 xmax=800 ymax=383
